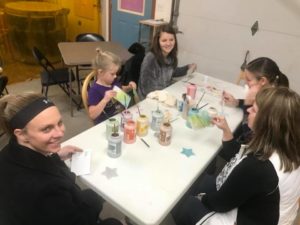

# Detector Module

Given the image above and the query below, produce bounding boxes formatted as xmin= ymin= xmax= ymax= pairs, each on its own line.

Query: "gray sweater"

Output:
xmin=137 ymin=52 xmax=189 ymax=99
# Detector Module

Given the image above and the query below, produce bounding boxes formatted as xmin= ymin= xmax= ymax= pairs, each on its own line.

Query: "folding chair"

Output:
xmin=32 ymin=46 xmax=76 ymax=97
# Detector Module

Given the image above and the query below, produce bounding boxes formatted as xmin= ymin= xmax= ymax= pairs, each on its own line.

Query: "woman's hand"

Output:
xmin=188 ymin=63 xmax=197 ymax=73
xmin=103 ymin=90 xmax=116 ymax=102
xmin=212 ymin=116 xmax=233 ymax=141
xmin=223 ymin=91 xmax=239 ymax=107
xmin=57 ymin=145 xmax=82 ymax=161
xmin=128 ymin=81 xmax=137 ymax=90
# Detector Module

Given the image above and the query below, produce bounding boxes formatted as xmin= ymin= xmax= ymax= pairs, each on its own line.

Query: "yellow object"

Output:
xmin=4 ymin=2 xmax=61 ymax=14
xmin=136 ymin=115 xmax=149 ymax=137
xmin=63 ymin=0 xmax=101 ymax=41
xmin=81 ymin=71 xmax=96 ymax=116
xmin=4 ymin=1 xmax=69 ymax=63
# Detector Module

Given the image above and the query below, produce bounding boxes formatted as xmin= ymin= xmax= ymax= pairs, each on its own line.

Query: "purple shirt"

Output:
xmin=88 ymin=80 xmax=123 ymax=124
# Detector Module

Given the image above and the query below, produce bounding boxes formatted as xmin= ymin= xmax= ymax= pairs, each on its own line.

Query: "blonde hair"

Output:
xmin=92 ymin=48 xmax=121 ymax=72
xmin=0 ymin=93 xmax=43 ymax=137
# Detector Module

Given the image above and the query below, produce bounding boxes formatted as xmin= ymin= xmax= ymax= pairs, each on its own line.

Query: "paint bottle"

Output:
xmin=151 ymin=110 xmax=164 ymax=131
xmin=124 ymin=120 xmax=136 ymax=144
xmin=182 ymin=97 xmax=190 ymax=120
xmin=121 ymin=110 xmax=133 ymax=131
xmin=176 ymin=99 xmax=184 ymax=112
xmin=106 ymin=118 xmax=119 ymax=139
xmin=159 ymin=122 xmax=172 ymax=146
xmin=187 ymin=83 xmax=197 ymax=100
xmin=136 ymin=114 xmax=149 ymax=137
xmin=107 ymin=132 xmax=122 ymax=158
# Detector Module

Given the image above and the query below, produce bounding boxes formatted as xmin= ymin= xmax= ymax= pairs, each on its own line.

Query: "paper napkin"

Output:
xmin=71 ymin=150 xmax=91 ymax=176
xmin=113 ymin=86 xmax=131 ymax=108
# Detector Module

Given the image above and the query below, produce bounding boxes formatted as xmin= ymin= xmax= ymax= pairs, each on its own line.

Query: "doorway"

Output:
xmin=68 ymin=0 xmax=102 ymax=41
xmin=109 ymin=0 xmax=155 ymax=48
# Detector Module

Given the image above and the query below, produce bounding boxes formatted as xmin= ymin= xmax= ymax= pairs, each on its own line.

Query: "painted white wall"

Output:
xmin=176 ymin=0 xmax=300 ymax=94
xmin=155 ymin=0 xmax=172 ymax=22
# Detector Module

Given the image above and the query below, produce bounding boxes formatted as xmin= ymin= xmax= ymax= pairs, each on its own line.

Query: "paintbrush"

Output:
xmin=133 ymin=89 xmax=140 ymax=104
xmin=221 ymin=94 xmax=225 ymax=115
xmin=197 ymin=103 xmax=208 ymax=110
xmin=137 ymin=104 xmax=141 ymax=116
xmin=170 ymin=117 xmax=179 ymax=123
xmin=124 ymin=95 xmax=127 ymax=110
xmin=195 ymin=91 xmax=205 ymax=108
xmin=140 ymin=138 xmax=150 ymax=148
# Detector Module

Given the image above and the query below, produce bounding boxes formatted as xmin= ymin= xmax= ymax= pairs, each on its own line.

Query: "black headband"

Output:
xmin=9 ymin=97 xmax=55 ymax=130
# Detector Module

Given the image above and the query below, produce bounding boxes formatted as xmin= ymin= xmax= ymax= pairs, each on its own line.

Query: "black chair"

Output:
xmin=119 ymin=42 xmax=145 ymax=86
xmin=75 ymin=33 xmax=105 ymax=42
xmin=0 ymin=57 xmax=9 ymax=96
xmin=32 ymin=46 xmax=76 ymax=98
xmin=0 ymin=75 xmax=8 ymax=97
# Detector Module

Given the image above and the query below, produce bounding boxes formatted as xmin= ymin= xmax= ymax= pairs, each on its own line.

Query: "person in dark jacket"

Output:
xmin=0 ymin=93 xmax=122 ymax=225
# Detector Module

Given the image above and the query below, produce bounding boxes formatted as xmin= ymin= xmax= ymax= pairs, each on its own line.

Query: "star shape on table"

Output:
xmin=101 ymin=167 xmax=118 ymax=179
xmin=181 ymin=148 xmax=195 ymax=158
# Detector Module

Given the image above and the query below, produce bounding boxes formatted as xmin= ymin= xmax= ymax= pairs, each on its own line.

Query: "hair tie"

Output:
xmin=9 ymin=97 xmax=55 ymax=130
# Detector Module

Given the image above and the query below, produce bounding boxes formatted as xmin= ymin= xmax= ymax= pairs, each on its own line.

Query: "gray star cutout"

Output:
xmin=102 ymin=167 xmax=118 ymax=179
xmin=181 ymin=148 xmax=195 ymax=158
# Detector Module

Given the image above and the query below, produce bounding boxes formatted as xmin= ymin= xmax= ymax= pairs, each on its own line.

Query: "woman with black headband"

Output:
xmin=0 ymin=93 xmax=122 ymax=225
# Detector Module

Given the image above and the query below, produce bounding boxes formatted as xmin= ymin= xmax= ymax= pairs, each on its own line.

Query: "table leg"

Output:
xmin=76 ymin=65 xmax=81 ymax=94
xmin=138 ymin=23 xmax=142 ymax=43
xmin=69 ymin=68 xmax=73 ymax=117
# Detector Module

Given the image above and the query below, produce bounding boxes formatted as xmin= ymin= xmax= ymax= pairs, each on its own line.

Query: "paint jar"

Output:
xmin=121 ymin=110 xmax=132 ymax=131
xmin=186 ymin=107 xmax=199 ymax=129
xmin=187 ymin=108 xmax=213 ymax=129
xmin=107 ymin=132 xmax=122 ymax=158
xmin=124 ymin=120 xmax=136 ymax=144
xmin=137 ymin=114 xmax=149 ymax=137
xmin=159 ymin=122 xmax=172 ymax=146
xmin=151 ymin=110 xmax=164 ymax=131
xmin=176 ymin=99 xmax=184 ymax=112
xmin=207 ymin=107 xmax=218 ymax=125
xmin=106 ymin=118 xmax=119 ymax=139
xmin=182 ymin=98 xmax=190 ymax=120
xmin=187 ymin=83 xmax=197 ymax=100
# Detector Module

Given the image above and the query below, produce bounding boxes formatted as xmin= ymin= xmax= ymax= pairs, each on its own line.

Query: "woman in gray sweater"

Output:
xmin=138 ymin=24 xmax=196 ymax=99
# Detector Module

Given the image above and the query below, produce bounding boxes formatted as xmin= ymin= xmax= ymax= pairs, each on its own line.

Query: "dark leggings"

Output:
xmin=82 ymin=190 xmax=123 ymax=225
xmin=99 ymin=218 xmax=123 ymax=225
xmin=172 ymin=175 xmax=217 ymax=225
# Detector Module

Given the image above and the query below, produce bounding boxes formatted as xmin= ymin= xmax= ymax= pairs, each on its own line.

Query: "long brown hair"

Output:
xmin=247 ymin=87 xmax=300 ymax=172
xmin=150 ymin=24 xmax=178 ymax=68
